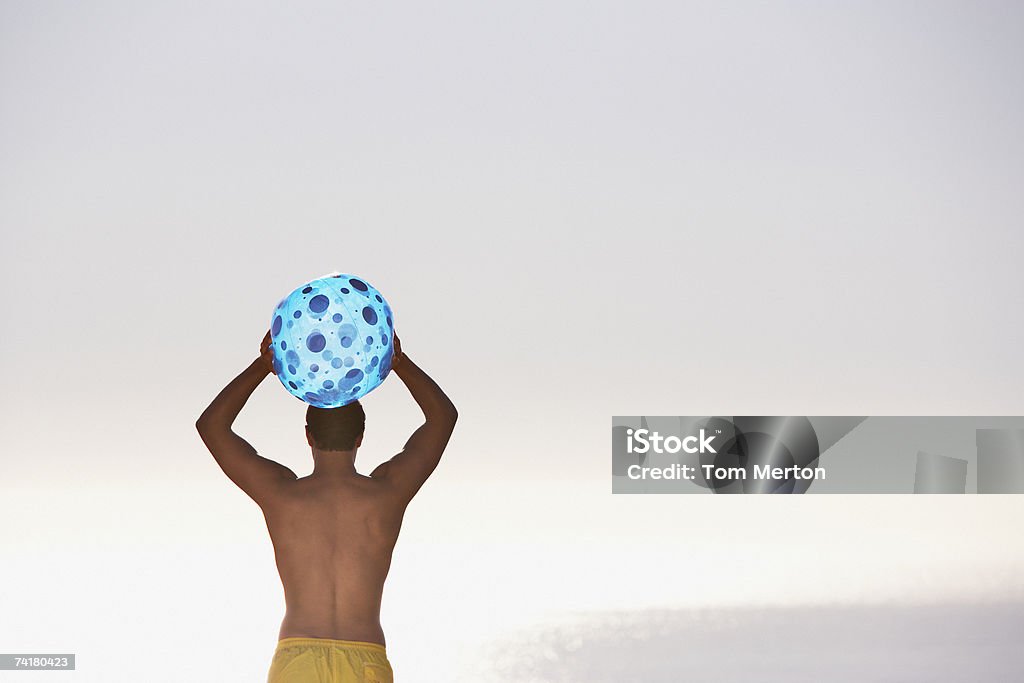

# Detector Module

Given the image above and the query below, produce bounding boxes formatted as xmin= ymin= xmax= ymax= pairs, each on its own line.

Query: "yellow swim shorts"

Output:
xmin=267 ymin=637 xmax=394 ymax=683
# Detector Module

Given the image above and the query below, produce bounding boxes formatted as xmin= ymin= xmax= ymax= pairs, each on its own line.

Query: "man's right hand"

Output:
xmin=391 ymin=333 xmax=404 ymax=369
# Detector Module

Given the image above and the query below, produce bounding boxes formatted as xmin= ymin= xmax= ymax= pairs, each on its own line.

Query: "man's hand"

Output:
xmin=391 ymin=333 xmax=404 ymax=369
xmin=260 ymin=330 xmax=276 ymax=375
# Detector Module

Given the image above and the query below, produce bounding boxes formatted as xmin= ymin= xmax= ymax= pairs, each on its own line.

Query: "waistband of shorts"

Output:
xmin=276 ymin=637 xmax=387 ymax=654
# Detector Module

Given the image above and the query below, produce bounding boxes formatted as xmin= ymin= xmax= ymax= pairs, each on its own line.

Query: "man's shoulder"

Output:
xmin=369 ymin=461 xmax=392 ymax=480
xmin=273 ymin=470 xmax=399 ymax=500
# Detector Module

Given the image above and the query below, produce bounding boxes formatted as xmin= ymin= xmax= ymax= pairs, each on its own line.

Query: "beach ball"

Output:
xmin=270 ymin=273 xmax=395 ymax=408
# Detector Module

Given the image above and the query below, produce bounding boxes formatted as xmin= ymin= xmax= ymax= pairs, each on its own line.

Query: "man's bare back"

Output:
xmin=265 ymin=471 xmax=406 ymax=645
xmin=197 ymin=333 xmax=457 ymax=653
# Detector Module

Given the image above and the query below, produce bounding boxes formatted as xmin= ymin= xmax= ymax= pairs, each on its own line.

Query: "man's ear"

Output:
xmin=356 ymin=433 xmax=364 ymax=448
xmin=305 ymin=425 xmax=313 ymax=447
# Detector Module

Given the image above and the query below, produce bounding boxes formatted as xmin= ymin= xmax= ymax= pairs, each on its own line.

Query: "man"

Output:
xmin=196 ymin=331 xmax=457 ymax=683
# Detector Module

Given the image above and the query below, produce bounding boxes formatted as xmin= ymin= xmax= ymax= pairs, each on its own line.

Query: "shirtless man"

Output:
xmin=196 ymin=331 xmax=457 ymax=682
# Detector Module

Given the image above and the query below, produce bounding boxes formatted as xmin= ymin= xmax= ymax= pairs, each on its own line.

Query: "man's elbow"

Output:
xmin=195 ymin=413 xmax=221 ymax=434
xmin=429 ymin=402 xmax=458 ymax=428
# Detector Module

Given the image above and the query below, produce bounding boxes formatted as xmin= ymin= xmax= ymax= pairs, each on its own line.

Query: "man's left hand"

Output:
xmin=259 ymin=330 xmax=276 ymax=375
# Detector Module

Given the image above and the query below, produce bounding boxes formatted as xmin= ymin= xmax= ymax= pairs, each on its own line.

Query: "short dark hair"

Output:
xmin=306 ymin=402 xmax=365 ymax=451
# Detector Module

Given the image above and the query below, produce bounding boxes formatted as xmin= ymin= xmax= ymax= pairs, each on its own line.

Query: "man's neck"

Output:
xmin=310 ymin=448 xmax=358 ymax=476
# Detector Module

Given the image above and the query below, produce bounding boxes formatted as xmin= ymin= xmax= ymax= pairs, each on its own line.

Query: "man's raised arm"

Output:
xmin=196 ymin=331 xmax=296 ymax=504
xmin=372 ymin=335 xmax=458 ymax=500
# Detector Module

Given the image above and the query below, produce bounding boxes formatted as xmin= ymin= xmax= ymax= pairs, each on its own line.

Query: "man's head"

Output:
xmin=305 ymin=401 xmax=365 ymax=452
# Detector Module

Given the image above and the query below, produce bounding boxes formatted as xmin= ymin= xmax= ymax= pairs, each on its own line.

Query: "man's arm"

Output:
xmin=372 ymin=335 xmax=458 ymax=501
xmin=196 ymin=331 xmax=296 ymax=504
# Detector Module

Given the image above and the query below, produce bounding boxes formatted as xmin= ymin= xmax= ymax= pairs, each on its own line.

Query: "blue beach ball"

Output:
xmin=270 ymin=273 xmax=395 ymax=408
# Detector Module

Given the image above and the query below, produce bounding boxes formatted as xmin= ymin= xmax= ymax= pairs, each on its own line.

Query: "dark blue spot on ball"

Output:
xmin=345 ymin=369 xmax=364 ymax=381
xmin=349 ymin=278 xmax=368 ymax=292
xmin=307 ymin=332 xmax=326 ymax=353
xmin=340 ymin=287 xmax=350 ymax=294
xmin=304 ymin=392 xmax=319 ymax=402
xmin=309 ymin=294 xmax=330 ymax=314
xmin=310 ymin=363 xmax=319 ymax=372
xmin=340 ymin=336 xmax=353 ymax=348
xmin=281 ymin=340 xmax=287 ymax=350
xmin=272 ymin=315 xmax=283 ymax=335
xmin=302 ymin=286 xmax=313 ymax=294
xmin=370 ymin=356 xmax=379 ymax=367
xmin=288 ymin=364 xmax=296 ymax=374
xmin=366 ymin=336 xmax=373 ymax=345
xmin=332 ymin=313 xmax=343 ymax=323
xmin=362 ymin=307 xmax=378 ymax=325
xmin=381 ymin=335 xmax=389 ymax=346
xmin=293 ymin=310 xmax=302 ymax=319
xmin=323 ymin=380 xmax=334 ymax=389
xmin=375 ymin=294 xmax=383 ymax=302
xmin=386 ymin=316 xmax=392 ymax=328
xmin=352 ymin=386 xmax=361 ymax=393
xmin=289 ymin=381 xmax=298 ymax=390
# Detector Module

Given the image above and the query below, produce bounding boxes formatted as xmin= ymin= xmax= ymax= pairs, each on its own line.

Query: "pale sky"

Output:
xmin=2 ymin=1 xmax=1023 ymax=681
